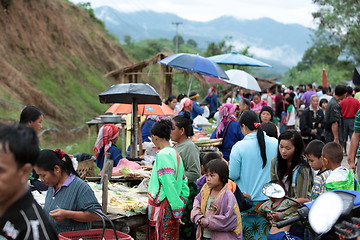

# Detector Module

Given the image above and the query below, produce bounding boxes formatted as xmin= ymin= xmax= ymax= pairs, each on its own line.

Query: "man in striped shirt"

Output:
xmin=0 ymin=125 xmax=57 ymax=240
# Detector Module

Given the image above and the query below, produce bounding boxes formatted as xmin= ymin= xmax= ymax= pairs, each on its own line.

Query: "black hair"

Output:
xmin=261 ymin=122 xmax=278 ymax=139
xmin=334 ymin=85 xmax=347 ymax=96
xmin=204 ymin=159 xmax=228 ymax=185
xmin=319 ymin=98 xmax=328 ymax=108
xmin=288 ymin=85 xmax=294 ymax=91
xmin=165 ymin=95 xmax=176 ymax=105
xmin=354 ymin=87 xmax=360 ymax=93
xmin=277 ymin=130 xmax=307 ymax=184
xmin=285 ymin=96 xmax=294 ymax=105
xmin=289 ymin=92 xmax=296 ymax=99
xmin=322 ymin=87 xmax=329 ymax=94
xmin=177 ymin=93 xmax=187 ymax=102
xmin=259 ymin=105 xmax=274 ymax=123
xmin=317 ymin=86 xmax=323 ymax=90
xmin=0 ymin=124 xmax=39 ymax=167
xmin=201 ymin=152 xmax=222 ymax=167
xmin=346 ymin=86 xmax=353 ymax=95
xmin=322 ymin=142 xmax=343 ymax=164
xmin=304 ymin=139 xmax=325 ymax=158
xmin=35 ymin=149 xmax=79 ymax=177
xmin=172 ymin=111 xmax=194 ymax=137
xmin=252 ymin=92 xmax=261 ymax=98
xmin=19 ymin=106 xmax=43 ymax=125
xmin=307 ymin=83 xmax=313 ymax=89
xmin=240 ymin=98 xmax=250 ymax=110
xmin=150 ymin=118 xmax=173 ymax=140
xmin=239 ymin=110 xmax=267 ymax=168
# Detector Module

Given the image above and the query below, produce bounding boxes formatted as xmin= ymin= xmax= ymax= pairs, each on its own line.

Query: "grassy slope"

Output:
xmin=0 ymin=0 xmax=131 ymax=153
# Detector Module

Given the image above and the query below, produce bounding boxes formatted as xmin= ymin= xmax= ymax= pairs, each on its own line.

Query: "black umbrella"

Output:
xmin=99 ymin=83 xmax=162 ymax=158
xmin=99 ymin=83 xmax=162 ymax=105
xmin=353 ymin=66 xmax=360 ymax=86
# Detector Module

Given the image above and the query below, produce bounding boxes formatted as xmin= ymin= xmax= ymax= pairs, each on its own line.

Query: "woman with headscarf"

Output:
xmin=259 ymin=105 xmax=274 ymax=123
xmin=205 ymin=85 xmax=221 ymax=119
xmin=178 ymin=97 xmax=193 ymax=116
xmin=210 ymin=104 xmax=244 ymax=161
xmin=93 ymin=124 xmax=123 ymax=170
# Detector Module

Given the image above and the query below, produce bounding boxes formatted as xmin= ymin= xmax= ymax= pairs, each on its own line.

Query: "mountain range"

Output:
xmin=94 ymin=6 xmax=314 ymax=68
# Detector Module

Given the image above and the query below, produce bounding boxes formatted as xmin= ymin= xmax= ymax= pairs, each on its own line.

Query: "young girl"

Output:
xmin=191 ymin=159 xmax=242 ymax=240
xmin=285 ymin=97 xmax=296 ymax=129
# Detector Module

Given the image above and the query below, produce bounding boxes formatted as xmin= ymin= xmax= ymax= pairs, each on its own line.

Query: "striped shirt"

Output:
xmin=311 ymin=169 xmax=331 ymax=200
xmin=43 ymin=174 xmax=101 ymax=234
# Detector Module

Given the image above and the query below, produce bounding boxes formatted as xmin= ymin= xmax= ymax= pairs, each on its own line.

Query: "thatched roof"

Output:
xmin=256 ymin=77 xmax=281 ymax=91
xmin=106 ymin=52 xmax=173 ymax=79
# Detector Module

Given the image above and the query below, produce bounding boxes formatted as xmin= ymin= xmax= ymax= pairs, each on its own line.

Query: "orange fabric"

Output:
xmin=227 ymin=179 xmax=237 ymax=193
xmin=106 ymin=103 xmax=175 ymax=116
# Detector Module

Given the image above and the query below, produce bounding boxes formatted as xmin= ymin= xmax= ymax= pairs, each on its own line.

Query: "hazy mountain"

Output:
xmin=94 ymin=6 xmax=313 ymax=68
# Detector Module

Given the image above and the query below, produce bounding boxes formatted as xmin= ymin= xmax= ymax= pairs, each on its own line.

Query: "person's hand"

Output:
xmin=311 ymin=129 xmax=317 ymax=135
xmin=334 ymin=137 xmax=339 ymax=144
xmin=176 ymin=218 xmax=185 ymax=225
xmin=269 ymin=211 xmax=281 ymax=222
xmin=49 ymin=209 xmax=69 ymax=222
xmin=348 ymin=161 xmax=356 ymax=171
xmin=243 ymin=193 xmax=251 ymax=199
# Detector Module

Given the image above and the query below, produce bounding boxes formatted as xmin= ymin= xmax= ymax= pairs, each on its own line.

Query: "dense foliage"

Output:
xmin=281 ymin=0 xmax=359 ymax=86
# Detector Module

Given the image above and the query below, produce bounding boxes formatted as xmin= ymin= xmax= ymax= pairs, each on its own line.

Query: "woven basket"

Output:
xmin=77 ymin=157 xmax=95 ymax=180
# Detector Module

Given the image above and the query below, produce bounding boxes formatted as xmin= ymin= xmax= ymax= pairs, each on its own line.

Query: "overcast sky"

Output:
xmin=70 ymin=0 xmax=317 ymax=28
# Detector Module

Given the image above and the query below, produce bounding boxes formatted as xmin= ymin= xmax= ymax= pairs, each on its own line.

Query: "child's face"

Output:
xmin=206 ymin=171 xmax=223 ymax=190
xmin=306 ymin=154 xmax=324 ymax=171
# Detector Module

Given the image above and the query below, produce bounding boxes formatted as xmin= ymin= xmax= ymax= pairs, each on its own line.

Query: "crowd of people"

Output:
xmin=1 ymin=83 xmax=360 ymax=240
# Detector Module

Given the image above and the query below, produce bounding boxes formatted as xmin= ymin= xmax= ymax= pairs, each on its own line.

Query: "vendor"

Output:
xmin=141 ymin=115 xmax=159 ymax=143
xmin=93 ymin=124 xmax=123 ymax=169
xmin=19 ymin=105 xmax=48 ymax=192
xmin=34 ymin=149 xmax=102 ymax=234
xmin=189 ymin=90 xmax=204 ymax=119
xmin=210 ymin=104 xmax=244 ymax=161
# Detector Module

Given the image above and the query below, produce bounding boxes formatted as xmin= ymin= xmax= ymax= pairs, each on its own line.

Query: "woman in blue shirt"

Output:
xmin=229 ymin=110 xmax=278 ymax=239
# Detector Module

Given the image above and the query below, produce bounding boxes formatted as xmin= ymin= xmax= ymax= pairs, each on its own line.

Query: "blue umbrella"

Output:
xmin=159 ymin=53 xmax=229 ymax=80
xmin=207 ymin=52 xmax=272 ymax=68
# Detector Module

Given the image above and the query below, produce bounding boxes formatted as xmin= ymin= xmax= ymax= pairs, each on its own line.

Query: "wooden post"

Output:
xmin=138 ymin=116 xmax=143 ymax=156
xmin=101 ymin=152 xmax=114 ymax=214
xmin=121 ymin=121 xmax=126 ymax=154
xmin=159 ymin=61 xmax=165 ymax=99
xmin=88 ymin=125 xmax=92 ymax=152
xmin=165 ymin=67 xmax=172 ymax=97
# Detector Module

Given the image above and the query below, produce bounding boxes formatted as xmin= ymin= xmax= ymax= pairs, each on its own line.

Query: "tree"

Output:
xmin=203 ymin=37 xmax=234 ymax=57
xmin=312 ymin=0 xmax=360 ymax=63
xmin=186 ymin=39 xmax=197 ymax=48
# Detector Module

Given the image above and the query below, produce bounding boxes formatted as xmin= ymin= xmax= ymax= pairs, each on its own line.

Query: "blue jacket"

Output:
xmin=96 ymin=144 xmax=122 ymax=170
xmin=229 ymin=132 xmax=278 ymax=201
xmin=210 ymin=121 xmax=244 ymax=161
xmin=190 ymin=100 xmax=204 ymax=119
xmin=205 ymin=94 xmax=221 ymax=114
xmin=141 ymin=119 xmax=156 ymax=142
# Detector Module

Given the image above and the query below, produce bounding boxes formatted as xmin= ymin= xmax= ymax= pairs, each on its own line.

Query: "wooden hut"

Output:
xmin=106 ymin=52 xmax=209 ymax=99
